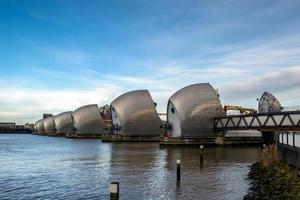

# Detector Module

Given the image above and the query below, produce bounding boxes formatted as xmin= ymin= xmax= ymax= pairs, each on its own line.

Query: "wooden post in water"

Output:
xmin=176 ymin=160 xmax=181 ymax=182
xmin=200 ymin=145 xmax=204 ymax=167
xmin=110 ymin=182 xmax=119 ymax=200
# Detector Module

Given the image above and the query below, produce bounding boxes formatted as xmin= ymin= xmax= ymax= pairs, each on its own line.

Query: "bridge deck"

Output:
xmin=214 ymin=111 xmax=300 ymax=131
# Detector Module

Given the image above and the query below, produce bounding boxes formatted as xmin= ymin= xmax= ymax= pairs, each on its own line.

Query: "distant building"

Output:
xmin=0 ymin=122 xmax=16 ymax=132
xmin=24 ymin=123 xmax=34 ymax=131
xmin=99 ymin=104 xmax=112 ymax=131
xmin=99 ymin=104 xmax=111 ymax=120
xmin=15 ymin=125 xmax=25 ymax=131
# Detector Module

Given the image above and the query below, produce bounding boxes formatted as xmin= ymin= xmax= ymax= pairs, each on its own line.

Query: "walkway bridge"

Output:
xmin=214 ymin=111 xmax=300 ymax=132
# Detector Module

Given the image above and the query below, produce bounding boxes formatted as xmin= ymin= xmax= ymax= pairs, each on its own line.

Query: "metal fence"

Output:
xmin=282 ymin=105 xmax=300 ymax=112
xmin=278 ymin=132 xmax=300 ymax=148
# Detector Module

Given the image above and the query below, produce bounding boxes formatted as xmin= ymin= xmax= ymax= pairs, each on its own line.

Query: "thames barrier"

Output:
xmin=30 ymin=83 xmax=300 ymax=169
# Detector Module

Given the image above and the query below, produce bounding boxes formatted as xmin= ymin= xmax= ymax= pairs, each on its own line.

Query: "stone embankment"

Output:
xmin=244 ymin=144 xmax=300 ymax=200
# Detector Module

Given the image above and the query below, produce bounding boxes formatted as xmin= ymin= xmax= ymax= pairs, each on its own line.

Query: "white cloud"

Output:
xmin=218 ymin=66 xmax=300 ymax=107
xmin=0 ymin=84 xmax=121 ymax=124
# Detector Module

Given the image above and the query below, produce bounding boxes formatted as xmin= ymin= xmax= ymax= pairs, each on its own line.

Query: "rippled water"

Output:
xmin=0 ymin=134 xmax=261 ymax=200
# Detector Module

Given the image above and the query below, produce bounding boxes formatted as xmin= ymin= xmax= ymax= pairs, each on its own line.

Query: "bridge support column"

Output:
xmin=261 ymin=131 xmax=275 ymax=145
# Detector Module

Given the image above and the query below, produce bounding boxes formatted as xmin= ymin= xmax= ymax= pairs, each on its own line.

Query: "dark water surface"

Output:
xmin=0 ymin=134 xmax=261 ymax=200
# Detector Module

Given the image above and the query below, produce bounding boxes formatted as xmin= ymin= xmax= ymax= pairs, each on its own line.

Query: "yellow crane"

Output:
xmin=224 ymin=105 xmax=257 ymax=114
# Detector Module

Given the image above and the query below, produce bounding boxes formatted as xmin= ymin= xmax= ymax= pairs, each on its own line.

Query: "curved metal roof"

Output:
xmin=35 ymin=119 xmax=45 ymax=134
xmin=110 ymin=90 xmax=163 ymax=136
xmin=167 ymin=83 xmax=224 ymax=137
xmin=72 ymin=104 xmax=105 ymax=135
xmin=43 ymin=117 xmax=56 ymax=134
xmin=258 ymin=91 xmax=282 ymax=113
xmin=53 ymin=111 xmax=74 ymax=134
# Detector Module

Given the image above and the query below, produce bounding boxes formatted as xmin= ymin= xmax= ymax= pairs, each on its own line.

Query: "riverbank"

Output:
xmin=244 ymin=161 xmax=300 ymax=200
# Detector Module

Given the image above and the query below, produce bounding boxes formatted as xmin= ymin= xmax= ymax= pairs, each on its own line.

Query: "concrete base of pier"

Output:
xmin=159 ymin=136 xmax=262 ymax=146
xmin=222 ymin=136 xmax=263 ymax=145
xmin=101 ymin=135 xmax=161 ymax=142
xmin=65 ymin=133 xmax=102 ymax=139
xmin=159 ymin=137 xmax=216 ymax=146
xmin=36 ymin=133 xmax=47 ymax=136
xmin=47 ymin=133 xmax=65 ymax=137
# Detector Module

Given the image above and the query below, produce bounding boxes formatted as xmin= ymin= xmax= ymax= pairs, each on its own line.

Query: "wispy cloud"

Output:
xmin=32 ymin=67 xmax=101 ymax=85
xmin=44 ymin=47 xmax=92 ymax=65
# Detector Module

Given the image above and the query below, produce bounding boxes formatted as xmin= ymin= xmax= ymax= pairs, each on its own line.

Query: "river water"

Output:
xmin=0 ymin=134 xmax=261 ymax=200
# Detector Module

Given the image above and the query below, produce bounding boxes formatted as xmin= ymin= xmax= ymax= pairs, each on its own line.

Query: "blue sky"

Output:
xmin=1 ymin=0 xmax=300 ymax=124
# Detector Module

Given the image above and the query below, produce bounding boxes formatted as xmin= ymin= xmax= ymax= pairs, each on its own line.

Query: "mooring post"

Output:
xmin=177 ymin=160 xmax=181 ymax=182
xmin=200 ymin=145 xmax=204 ymax=166
xmin=110 ymin=182 xmax=119 ymax=200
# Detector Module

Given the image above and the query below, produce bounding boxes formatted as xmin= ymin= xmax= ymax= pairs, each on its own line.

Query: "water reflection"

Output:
xmin=0 ymin=134 xmax=261 ymax=200
xmin=160 ymin=146 xmax=261 ymax=200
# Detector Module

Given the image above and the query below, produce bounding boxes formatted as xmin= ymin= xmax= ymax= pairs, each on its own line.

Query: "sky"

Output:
xmin=1 ymin=0 xmax=300 ymax=124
